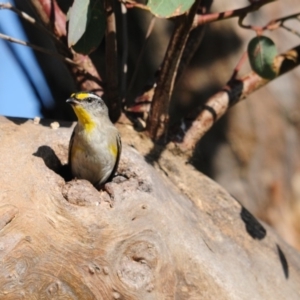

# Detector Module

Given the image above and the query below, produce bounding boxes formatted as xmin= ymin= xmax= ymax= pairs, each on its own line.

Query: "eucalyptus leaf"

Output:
xmin=248 ymin=36 xmax=278 ymax=80
xmin=68 ymin=0 xmax=90 ymax=47
xmin=147 ymin=0 xmax=195 ymax=18
xmin=68 ymin=0 xmax=105 ymax=55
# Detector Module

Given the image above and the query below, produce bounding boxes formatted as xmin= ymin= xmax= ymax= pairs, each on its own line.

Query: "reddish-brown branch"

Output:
xmin=239 ymin=10 xmax=300 ymax=34
xmin=29 ymin=0 xmax=66 ymax=37
xmin=230 ymin=51 xmax=249 ymax=80
xmin=258 ymin=11 xmax=300 ymax=31
xmin=177 ymin=44 xmax=300 ymax=153
xmin=194 ymin=0 xmax=275 ymax=27
xmin=146 ymin=0 xmax=202 ymax=140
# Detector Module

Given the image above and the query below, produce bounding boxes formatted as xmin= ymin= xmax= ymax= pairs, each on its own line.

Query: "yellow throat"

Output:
xmin=73 ymin=105 xmax=96 ymax=133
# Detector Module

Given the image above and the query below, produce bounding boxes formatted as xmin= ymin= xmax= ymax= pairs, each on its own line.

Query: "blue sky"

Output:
xmin=0 ymin=0 xmax=54 ymax=118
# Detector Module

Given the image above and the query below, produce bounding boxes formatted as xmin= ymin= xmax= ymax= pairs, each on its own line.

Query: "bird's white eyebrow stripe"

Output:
xmin=87 ymin=94 xmax=99 ymax=99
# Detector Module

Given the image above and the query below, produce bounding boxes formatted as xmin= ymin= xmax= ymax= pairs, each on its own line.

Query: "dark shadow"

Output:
xmin=240 ymin=206 xmax=267 ymax=240
xmin=276 ymin=244 xmax=289 ymax=279
xmin=38 ymin=118 xmax=74 ymax=128
xmin=33 ymin=145 xmax=72 ymax=181
xmin=143 ymin=78 xmax=241 ymax=167
xmin=190 ymin=114 xmax=228 ymax=178
xmin=225 ymin=78 xmax=244 ymax=107
xmin=279 ymin=47 xmax=300 ymax=75
xmin=5 ymin=116 xmax=74 ymax=129
xmin=144 ymin=138 xmax=166 ymax=166
xmin=169 ymin=73 xmax=244 ymax=176
xmin=170 ymin=16 xmax=244 ymax=175
xmin=189 ymin=25 xmax=243 ymax=69
xmin=5 ymin=117 xmax=28 ymax=125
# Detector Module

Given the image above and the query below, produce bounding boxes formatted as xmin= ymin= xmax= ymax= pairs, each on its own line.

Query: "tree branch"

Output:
xmin=177 ymin=44 xmax=300 ymax=152
xmin=244 ymin=11 xmax=300 ymax=30
xmin=146 ymin=0 xmax=202 ymax=141
xmin=28 ymin=0 xmax=67 ymax=37
xmin=0 ymin=32 xmax=76 ymax=65
xmin=194 ymin=0 xmax=275 ymax=27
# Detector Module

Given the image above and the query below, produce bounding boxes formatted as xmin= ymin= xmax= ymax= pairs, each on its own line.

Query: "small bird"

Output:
xmin=67 ymin=92 xmax=121 ymax=188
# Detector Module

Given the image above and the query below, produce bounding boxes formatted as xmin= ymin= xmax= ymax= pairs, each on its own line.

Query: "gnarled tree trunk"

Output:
xmin=0 ymin=116 xmax=299 ymax=299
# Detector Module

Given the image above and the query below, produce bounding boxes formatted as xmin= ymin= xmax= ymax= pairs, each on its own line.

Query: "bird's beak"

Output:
xmin=66 ymin=98 xmax=80 ymax=106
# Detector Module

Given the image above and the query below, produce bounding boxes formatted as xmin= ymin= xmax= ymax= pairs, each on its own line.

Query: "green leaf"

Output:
xmin=67 ymin=0 xmax=90 ymax=47
xmin=68 ymin=0 xmax=105 ymax=55
xmin=248 ymin=36 xmax=278 ymax=80
xmin=147 ymin=0 xmax=195 ymax=18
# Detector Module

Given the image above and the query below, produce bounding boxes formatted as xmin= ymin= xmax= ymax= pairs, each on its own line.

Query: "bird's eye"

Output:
xmin=87 ymin=98 xmax=93 ymax=103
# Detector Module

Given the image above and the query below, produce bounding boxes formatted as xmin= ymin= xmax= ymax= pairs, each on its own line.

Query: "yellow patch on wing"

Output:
xmin=73 ymin=105 xmax=96 ymax=133
xmin=109 ymin=143 xmax=118 ymax=158
xmin=72 ymin=92 xmax=90 ymax=101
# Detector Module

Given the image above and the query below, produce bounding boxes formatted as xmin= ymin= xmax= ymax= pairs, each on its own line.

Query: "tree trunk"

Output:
xmin=0 ymin=116 xmax=299 ymax=299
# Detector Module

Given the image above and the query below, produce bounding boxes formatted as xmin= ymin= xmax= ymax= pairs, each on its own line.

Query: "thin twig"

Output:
xmin=239 ymin=10 xmax=300 ymax=33
xmin=260 ymin=12 xmax=300 ymax=30
xmin=177 ymin=44 xmax=300 ymax=152
xmin=0 ymin=32 xmax=77 ymax=65
xmin=194 ymin=0 xmax=275 ymax=27
xmin=230 ymin=51 xmax=249 ymax=80
xmin=0 ymin=2 xmax=65 ymax=48
xmin=281 ymin=24 xmax=300 ymax=38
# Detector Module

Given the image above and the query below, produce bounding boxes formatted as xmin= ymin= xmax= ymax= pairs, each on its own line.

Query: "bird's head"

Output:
xmin=67 ymin=92 xmax=109 ymax=131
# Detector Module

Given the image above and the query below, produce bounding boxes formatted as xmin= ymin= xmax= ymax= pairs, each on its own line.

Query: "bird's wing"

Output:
xmin=108 ymin=132 xmax=122 ymax=182
xmin=68 ymin=128 xmax=76 ymax=168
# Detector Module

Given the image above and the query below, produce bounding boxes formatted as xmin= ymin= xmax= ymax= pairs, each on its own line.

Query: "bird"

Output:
xmin=66 ymin=92 xmax=121 ymax=188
